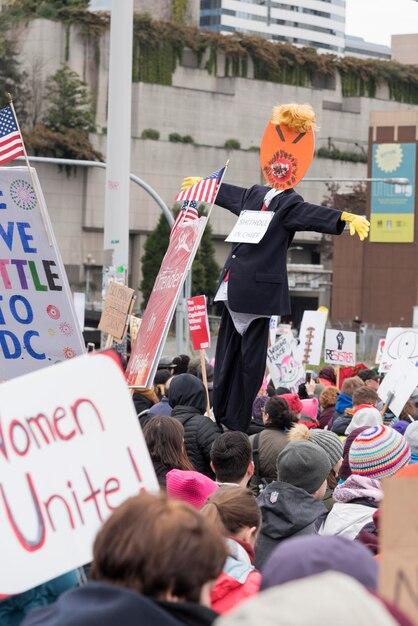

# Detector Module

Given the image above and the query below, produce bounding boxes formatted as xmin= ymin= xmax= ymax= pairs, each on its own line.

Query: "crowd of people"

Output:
xmin=4 ymin=354 xmax=418 ymax=626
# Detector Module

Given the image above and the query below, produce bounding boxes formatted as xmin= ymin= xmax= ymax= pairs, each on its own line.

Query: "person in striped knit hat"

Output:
xmin=319 ymin=425 xmax=410 ymax=544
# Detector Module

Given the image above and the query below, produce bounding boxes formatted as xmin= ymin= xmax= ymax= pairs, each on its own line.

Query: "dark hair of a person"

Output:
xmin=210 ymin=432 xmax=252 ymax=483
xmin=352 ymin=386 xmax=379 ymax=407
xmin=275 ymin=386 xmax=291 ymax=396
xmin=172 ymin=354 xmax=190 ymax=375
xmin=91 ymin=492 xmax=227 ymax=602
xmin=143 ymin=416 xmax=194 ymax=472
xmin=264 ymin=396 xmax=298 ymax=431
xmin=400 ymin=399 xmax=417 ymax=421
xmin=201 ymin=487 xmax=261 ymax=537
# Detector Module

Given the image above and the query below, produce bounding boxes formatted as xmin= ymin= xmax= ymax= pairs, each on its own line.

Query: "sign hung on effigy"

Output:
xmin=0 ymin=352 xmax=159 ymax=596
xmin=0 ymin=167 xmax=84 ymax=380
xmin=297 ymin=309 xmax=328 ymax=366
xmin=324 ymin=329 xmax=356 ymax=367
xmin=379 ymin=327 xmax=418 ymax=373
xmin=225 ymin=210 xmax=274 ymax=244
xmin=267 ymin=331 xmax=305 ymax=392
xmin=126 ymin=218 xmax=207 ymax=388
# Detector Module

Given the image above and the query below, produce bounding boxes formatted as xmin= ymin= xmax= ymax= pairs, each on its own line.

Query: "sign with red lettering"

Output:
xmin=0 ymin=167 xmax=85 ymax=380
xmin=0 ymin=352 xmax=159 ymax=595
xmin=324 ymin=329 xmax=356 ymax=367
xmin=126 ymin=218 xmax=207 ymax=387
xmin=187 ymin=295 xmax=210 ymax=351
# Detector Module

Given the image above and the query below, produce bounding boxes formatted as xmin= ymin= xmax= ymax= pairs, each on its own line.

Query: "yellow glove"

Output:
xmin=180 ymin=176 xmax=202 ymax=192
xmin=341 ymin=211 xmax=370 ymax=241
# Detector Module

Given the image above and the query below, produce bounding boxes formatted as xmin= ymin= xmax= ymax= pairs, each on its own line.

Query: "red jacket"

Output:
xmin=211 ymin=538 xmax=261 ymax=615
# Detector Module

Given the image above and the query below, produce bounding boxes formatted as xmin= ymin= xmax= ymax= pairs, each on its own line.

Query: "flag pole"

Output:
xmin=6 ymin=93 xmax=53 ymax=246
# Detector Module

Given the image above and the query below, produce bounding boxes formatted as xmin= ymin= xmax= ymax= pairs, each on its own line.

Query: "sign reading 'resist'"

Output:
xmin=0 ymin=352 xmax=159 ymax=596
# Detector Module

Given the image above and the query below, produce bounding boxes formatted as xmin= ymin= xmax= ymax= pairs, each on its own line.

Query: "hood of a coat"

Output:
xmin=335 ymin=393 xmax=353 ymax=415
xmin=21 ymin=582 xmax=183 ymax=626
xmin=257 ymin=481 xmax=325 ymax=540
xmin=168 ymin=374 xmax=207 ymax=415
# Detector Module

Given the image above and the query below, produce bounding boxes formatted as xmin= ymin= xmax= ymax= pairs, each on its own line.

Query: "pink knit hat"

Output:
xmin=301 ymin=397 xmax=319 ymax=421
xmin=166 ymin=469 xmax=218 ymax=509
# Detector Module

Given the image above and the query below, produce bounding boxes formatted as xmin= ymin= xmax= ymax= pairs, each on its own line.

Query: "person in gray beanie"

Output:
xmin=405 ymin=421 xmax=418 ymax=464
xmin=289 ymin=424 xmax=343 ymax=510
xmin=255 ymin=441 xmax=330 ymax=568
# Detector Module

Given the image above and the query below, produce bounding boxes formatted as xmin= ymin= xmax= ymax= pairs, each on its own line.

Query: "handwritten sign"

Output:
xmin=297 ymin=310 xmax=328 ymax=366
xmin=126 ymin=219 xmax=207 ymax=388
xmin=379 ymin=327 xmax=418 ymax=373
xmin=0 ymin=351 xmax=159 ymax=595
xmin=187 ymin=295 xmax=210 ymax=351
xmin=267 ymin=331 xmax=305 ymax=392
xmin=324 ymin=329 xmax=356 ymax=367
xmin=98 ymin=281 xmax=135 ymax=341
xmin=378 ymin=358 xmax=418 ymax=417
xmin=225 ymin=210 xmax=274 ymax=244
xmin=379 ymin=472 xmax=418 ymax=625
xmin=0 ymin=167 xmax=84 ymax=380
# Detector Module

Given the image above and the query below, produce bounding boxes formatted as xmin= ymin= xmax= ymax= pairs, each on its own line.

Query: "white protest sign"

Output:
xmin=73 ymin=292 xmax=85 ymax=333
xmin=379 ymin=327 xmax=418 ymax=373
xmin=225 ymin=210 xmax=274 ymax=244
xmin=297 ymin=310 xmax=328 ymax=366
xmin=375 ymin=338 xmax=386 ymax=365
xmin=0 ymin=167 xmax=85 ymax=380
xmin=324 ymin=329 xmax=356 ymax=367
xmin=267 ymin=332 xmax=305 ymax=392
xmin=378 ymin=358 xmax=418 ymax=417
xmin=0 ymin=352 xmax=159 ymax=595
xmin=269 ymin=315 xmax=279 ymax=346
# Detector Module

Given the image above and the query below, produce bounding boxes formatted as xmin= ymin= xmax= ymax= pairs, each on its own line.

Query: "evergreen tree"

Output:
xmin=140 ymin=207 xmax=220 ymax=305
xmin=0 ymin=34 xmax=28 ymax=121
xmin=43 ymin=64 xmax=95 ymax=133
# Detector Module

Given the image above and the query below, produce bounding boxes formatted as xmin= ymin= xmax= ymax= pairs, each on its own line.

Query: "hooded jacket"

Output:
xmin=319 ymin=474 xmax=382 ymax=540
xmin=255 ymin=481 xmax=327 ymax=569
xmin=330 ymin=393 xmax=353 ymax=433
xmin=318 ymin=405 xmax=335 ymax=429
xmin=211 ymin=538 xmax=261 ymax=615
xmin=169 ymin=374 xmax=221 ymax=477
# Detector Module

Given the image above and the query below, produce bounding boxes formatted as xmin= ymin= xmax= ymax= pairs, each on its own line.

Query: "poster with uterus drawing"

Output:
xmin=379 ymin=327 xmax=418 ymax=373
xmin=0 ymin=167 xmax=85 ymax=380
xmin=267 ymin=328 xmax=305 ymax=392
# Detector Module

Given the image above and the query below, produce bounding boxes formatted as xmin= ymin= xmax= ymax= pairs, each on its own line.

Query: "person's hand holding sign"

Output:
xmin=341 ymin=212 xmax=370 ymax=241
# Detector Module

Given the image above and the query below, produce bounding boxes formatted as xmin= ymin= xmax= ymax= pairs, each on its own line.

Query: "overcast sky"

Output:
xmin=346 ymin=0 xmax=418 ymax=46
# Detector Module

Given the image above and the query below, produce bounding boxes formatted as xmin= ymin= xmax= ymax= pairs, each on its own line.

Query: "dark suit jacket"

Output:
xmin=215 ymin=183 xmax=344 ymax=316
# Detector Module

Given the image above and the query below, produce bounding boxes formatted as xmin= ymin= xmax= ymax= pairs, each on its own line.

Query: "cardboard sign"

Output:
xmin=0 ymin=352 xmax=159 ymax=595
xmin=375 ymin=338 xmax=386 ymax=365
xmin=379 ymin=473 xmax=418 ymax=625
xmin=98 ymin=282 xmax=135 ymax=341
xmin=324 ymin=329 xmax=356 ymax=367
xmin=129 ymin=315 xmax=142 ymax=344
xmin=378 ymin=358 xmax=418 ymax=417
xmin=0 ymin=167 xmax=85 ymax=380
xmin=225 ymin=210 xmax=274 ymax=244
xmin=297 ymin=310 xmax=328 ymax=366
xmin=126 ymin=218 xmax=207 ymax=388
xmin=187 ymin=295 xmax=210 ymax=351
xmin=379 ymin=327 xmax=418 ymax=373
xmin=267 ymin=332 xmax=305 ymax=392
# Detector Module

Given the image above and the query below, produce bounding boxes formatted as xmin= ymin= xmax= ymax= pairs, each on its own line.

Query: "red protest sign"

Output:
xmin=187 ymin=295 xmax=210 ymax=351
xmin=126 ymin=219 xmax=207 ymax=388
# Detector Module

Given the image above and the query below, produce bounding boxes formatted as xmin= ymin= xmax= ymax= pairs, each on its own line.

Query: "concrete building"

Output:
xmin=200 ymin=0 xmax=346 ymax=54
xmin=344 ymin=35 xmax=391 ymax=60
xmin=89 ymin=0 xmax=199 ymax=24
xmin=392 ymin=33 xmax=418 ymax=64
xmin=11 ymin=18 xmax=418 ymax=325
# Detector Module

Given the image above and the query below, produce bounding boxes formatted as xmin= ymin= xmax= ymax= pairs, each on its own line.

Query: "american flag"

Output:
xmin=172 ymin=166 xmax=225 ymax=234
xmin=0 ymin=104 xmax=24 ymax=166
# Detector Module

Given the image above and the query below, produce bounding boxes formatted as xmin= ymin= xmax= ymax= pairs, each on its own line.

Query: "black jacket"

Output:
xmin=168 ymin=374 xmax=222 ymax=476
xmin=21 ymin=582 xmax=184 ymax=626
xmin=215 ymin=183 xmax=344 ymax=315
xmin=255 ymin=480 xmax=327 ymax=569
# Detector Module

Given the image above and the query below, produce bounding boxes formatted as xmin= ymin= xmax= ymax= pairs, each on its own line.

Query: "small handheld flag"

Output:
xmin=0 ymin=104 xmax=24 ymax=166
